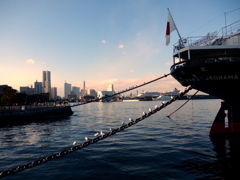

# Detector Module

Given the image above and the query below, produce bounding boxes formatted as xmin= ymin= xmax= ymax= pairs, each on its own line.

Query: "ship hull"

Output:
xmin=171 ymin=61 xmax=240 ymax=102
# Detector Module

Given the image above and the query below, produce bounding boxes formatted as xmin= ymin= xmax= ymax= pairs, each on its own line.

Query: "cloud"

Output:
xmin=26 ymin=59 xmax=35 ymax=64
xmin=118 ymin=45 xmax=124 ymax=48
xmin=101 ymin=40 xmax=106 ymax=44
xmin=165 ymin=62 xmax=172 ymax=66
xmin=130 ymin=69 xmax=134 ymax=73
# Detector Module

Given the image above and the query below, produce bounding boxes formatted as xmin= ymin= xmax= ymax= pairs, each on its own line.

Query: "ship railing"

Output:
xmin=173 ymin=20 xmax=240 ymax=52
xmin=220 ymin=20 xmax=240 ymax=37
xmin=173 ymin=35 xmax=220 ymax=52
xmin=170 ymin=61 xmax=187 ymax=72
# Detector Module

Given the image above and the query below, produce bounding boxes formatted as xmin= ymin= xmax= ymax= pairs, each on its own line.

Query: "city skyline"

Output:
xmin=1 ymin=1 xmax=239 ymax=97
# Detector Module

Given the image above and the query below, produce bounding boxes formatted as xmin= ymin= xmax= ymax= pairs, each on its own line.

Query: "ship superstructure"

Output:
xmin=170 ymin=20 xmax=240 ymax=135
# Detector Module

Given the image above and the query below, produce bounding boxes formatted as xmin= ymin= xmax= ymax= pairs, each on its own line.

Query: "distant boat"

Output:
xmin=152 ymin=95 xmax=172 ymax=101
xmin=137 ymin=91 xmax=160 ymax=98
xmin=161 ymin=88 xmax=180 ymax=96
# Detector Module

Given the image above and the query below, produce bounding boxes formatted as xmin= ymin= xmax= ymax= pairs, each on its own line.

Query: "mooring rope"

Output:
xmin=71 ymin=73 xmax=170 ymax=107
xmin=0 ymin=85 xmax=193 ymax=178
xmin=167 ymin=90 xmax=199 ymax=118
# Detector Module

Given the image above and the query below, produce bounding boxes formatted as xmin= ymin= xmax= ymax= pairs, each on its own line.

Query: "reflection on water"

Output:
xmin=1 ymin=100 xmax=240 ymax=179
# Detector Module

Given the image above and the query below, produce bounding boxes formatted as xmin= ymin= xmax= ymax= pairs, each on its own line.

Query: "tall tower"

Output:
xmin=64 ymin=82 xmax=71 ymax=99
xmin=42 ymin=71 xmax=51 ymax=94
xmin=83 ymin=81 xmax=86 ymax=95
xmin=34 ymin=80 xmax=43 ymax=94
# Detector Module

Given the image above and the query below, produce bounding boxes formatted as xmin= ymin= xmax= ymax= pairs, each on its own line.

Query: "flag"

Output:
xmin=166 ymin=10 xmax=177 ymax=46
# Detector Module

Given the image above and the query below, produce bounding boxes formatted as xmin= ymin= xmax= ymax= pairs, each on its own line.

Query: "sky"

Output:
xmin=0 ymin=0 xmax=239 ymax=97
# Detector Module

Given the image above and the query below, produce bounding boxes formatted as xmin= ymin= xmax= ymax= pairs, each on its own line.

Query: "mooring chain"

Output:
xmin=0 ymin=85 xmax=192 ymax=178
xmin=167 ymin=90 xmax=199 ymax=118
xmin=71 ymin=73 xmax=170 ymax=107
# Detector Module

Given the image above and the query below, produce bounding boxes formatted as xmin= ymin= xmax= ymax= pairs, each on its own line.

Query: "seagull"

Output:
xmin=73 ymin=141 xmax=77 ymax=146
xmin=143 ymin=111 xmax=146 ymax=115
xmin=85 ymin=137 xmax=89 ymax=141
xmin=155 ymin=105 xmax=158 ymax=109
xmin=149 ymin=108 xmax=152 ymax=112
xmin=100 ymin=131 xmax=105 ymax=136
xmin=129 ymin=118 xmax=134 ymax=122
xmin=109 ymin=128 xmax=112 ymax=132
xmin=121 ymin=121 xmax=125 ymax=126
xmin=94 ymin=132 xmax=99 ymax=137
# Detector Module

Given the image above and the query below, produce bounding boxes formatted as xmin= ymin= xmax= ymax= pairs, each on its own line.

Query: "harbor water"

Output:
xmin=1 ymin=99 xmax=240 ymax=179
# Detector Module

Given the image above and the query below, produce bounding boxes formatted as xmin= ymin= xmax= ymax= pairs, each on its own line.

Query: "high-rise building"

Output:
xmin=51 ymin=87 xmax=57 ymax=99
xmin=42 ymin=71 xmax=51 ymax=94
xmin=20 ymin=86 xmax=34 ymax=94
xmin=34 ymin=80 xmax=42 ymax=94
xmin=88 ymin=89 xmax=97 ymax=98
xmin=107 ymin=84 xmax=115 ymax=93
xmin=64 ymin=82 xmax=71 ymax=99
xmin=72 ymin=86 xmax=80 ymax=99
xmin=80 ymin=81 xmax=87 ymax=96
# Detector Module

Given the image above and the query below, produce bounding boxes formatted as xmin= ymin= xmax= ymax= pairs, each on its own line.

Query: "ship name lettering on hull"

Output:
xmin=183 ymin=74 xmax=239 ymax=83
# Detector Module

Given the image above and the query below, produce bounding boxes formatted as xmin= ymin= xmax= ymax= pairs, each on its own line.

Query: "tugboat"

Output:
xmin=169 ymin=18 xmax=240 ymax=135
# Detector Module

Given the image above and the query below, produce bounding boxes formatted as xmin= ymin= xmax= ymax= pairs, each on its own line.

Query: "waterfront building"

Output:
xmin=72 ymin=86 xmax=80 ymax=99
xmin=88 ymin=89 xmax=97 ymax=98
xmin=64 ymin=82 xmax=71 ymax=99
xmin=97 ymin=84 xmax=116 ymax=102
xmin=20 ymin=86 xmax=34 ymax=95
xmin=107 ymin=84 xmax=114 ymax=92
xmin=42 ymin=71 xmax=51 ymax=94
xmin=34 ymin=80 xmax=42 ymax=94
xmin=51 ymin=87 xmax=57 ymax=99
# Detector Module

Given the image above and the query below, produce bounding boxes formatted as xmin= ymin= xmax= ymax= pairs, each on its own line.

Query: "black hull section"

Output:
xmin=171 ymin=61 xmax=240 ymax=136
xmin=171 ymin=62 xmax=240 ymax=102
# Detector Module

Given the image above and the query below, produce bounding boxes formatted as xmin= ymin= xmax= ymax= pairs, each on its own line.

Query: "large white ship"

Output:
xmin=137 ymin=88 xmax=180 ymax=99
xmin=137 ymin=91 xmax=160 ymax=98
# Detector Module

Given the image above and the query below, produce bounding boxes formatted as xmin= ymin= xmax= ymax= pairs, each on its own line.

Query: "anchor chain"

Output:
xmin=71 ymin=73 xmax=170 ymax=107
xmin=0 ymin=85 xmax=192 ymax=178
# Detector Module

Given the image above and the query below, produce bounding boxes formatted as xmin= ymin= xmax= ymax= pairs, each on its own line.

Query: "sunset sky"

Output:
xmin=1 ymin=0 xmax=239 ymax=96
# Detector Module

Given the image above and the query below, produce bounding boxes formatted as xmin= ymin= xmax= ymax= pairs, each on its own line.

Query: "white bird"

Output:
xmin=85 ymin=137 xmax=89 ymax=141
xmin=73 ymin=141 xmax=77 ymax=146
xmin=94 ymin=132 xmax=99 ymax=137
xmin=143 ymin=111 xmax=146 ymax=115
xmin=121 ymin=121 xmax=125 ymax=126
xmin=129 ymin=118 xmax=133 ymax=122
xmin=109 ymin=128 xmax=112 ymax=132
xmin=100 ymin=131 xmax=105 ymax=136
xmin=149 ymin=108 xmax=152 ymax=112
xmin=155 ymin=105 xmax=158 ymax=109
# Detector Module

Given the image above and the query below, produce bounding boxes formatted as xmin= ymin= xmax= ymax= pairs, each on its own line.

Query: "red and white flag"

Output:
xmin=165 ymin=10 xmax=177 ymax=46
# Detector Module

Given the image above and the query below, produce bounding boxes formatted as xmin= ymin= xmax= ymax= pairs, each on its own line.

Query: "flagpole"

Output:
xmin=167 ymin=8 xmax=184 ymax=47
